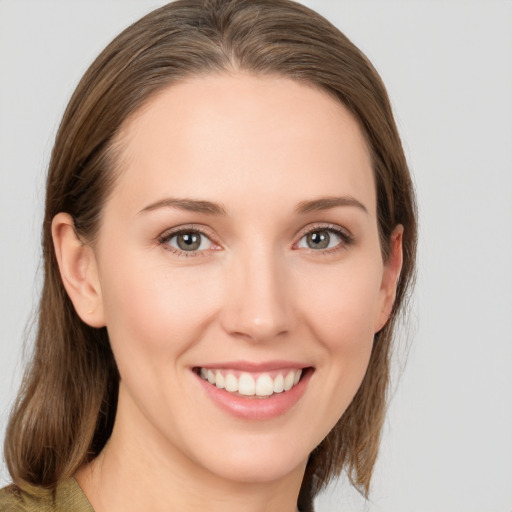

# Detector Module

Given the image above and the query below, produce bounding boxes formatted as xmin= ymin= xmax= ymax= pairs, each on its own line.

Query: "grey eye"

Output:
xmin=297 ymin=229 xmax=343 ymax=250
xmin=167 ymin=231 xmax=212 ymax=252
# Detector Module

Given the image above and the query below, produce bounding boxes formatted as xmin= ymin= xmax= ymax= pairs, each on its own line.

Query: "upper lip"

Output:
xmin=195 ymin=360 xmax=312 ymax=372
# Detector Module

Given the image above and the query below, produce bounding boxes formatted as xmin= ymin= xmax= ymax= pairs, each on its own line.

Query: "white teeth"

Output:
xmin=255 ymin=374 xmax=274 ymax=396
xmin=215 ymin=371 xmax=225 ymax=389
xmin=273 ymin=374 xmax=284 ymax=393
xmin=224 ymin=373 xmax=238 ymax=393
xmin=238 ymin=373 xmax=256 ymax=396
xmin=199 ymin=367 xmax=305 ymax=397
xmin=283 ymin=371 xmax=295 ymax=391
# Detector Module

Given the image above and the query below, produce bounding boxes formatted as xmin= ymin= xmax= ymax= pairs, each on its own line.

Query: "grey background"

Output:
xmin=1 ymin=1 xmax=511 ymax=510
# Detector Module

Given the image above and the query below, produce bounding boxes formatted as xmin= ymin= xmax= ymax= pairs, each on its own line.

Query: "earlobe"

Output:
xmin=375 ymin=225 xmax=404 ymax=333
xmin=51 ymin=213 xmax=105 ymax=328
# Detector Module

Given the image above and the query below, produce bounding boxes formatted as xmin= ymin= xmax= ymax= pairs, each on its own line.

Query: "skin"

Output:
xmin=52 ymin=73 xmax=403 ymax=512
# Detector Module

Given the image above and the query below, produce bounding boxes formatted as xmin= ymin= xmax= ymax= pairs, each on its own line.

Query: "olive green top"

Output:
xmin=0 ymin=478 xmax=94 ymax=512
xmin=0 ymin=478 xmax=311 ymax=512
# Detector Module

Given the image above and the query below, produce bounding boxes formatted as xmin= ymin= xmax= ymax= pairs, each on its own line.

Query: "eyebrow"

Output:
xmin=138 ymin=195 xmax=368 ymax=216
xmin=295 ymin=196 xmax=368 ymax=215
xmin=139 ymin=198 xmax=227 ymax=216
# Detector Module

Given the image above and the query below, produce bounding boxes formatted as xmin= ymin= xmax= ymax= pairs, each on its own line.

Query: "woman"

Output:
xmin=0 ymin=0 xmax=416 ymax=511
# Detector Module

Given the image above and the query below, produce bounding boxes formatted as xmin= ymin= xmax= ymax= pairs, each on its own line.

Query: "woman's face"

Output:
xmin=85 ymin=74 xmax=400 ymax=483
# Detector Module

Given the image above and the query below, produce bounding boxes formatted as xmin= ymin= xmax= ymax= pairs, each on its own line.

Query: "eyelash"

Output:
xmin=157 ymin=226 xmax=215 ymax=258
xmin=157 ymin=223 xmax=354 ymax=258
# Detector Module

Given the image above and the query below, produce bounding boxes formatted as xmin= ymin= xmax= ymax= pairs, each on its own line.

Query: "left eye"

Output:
xmin=297 ymin=228 xmax=344 ymax=251
xmin=165 ymin=230 xmax=213 ymax=252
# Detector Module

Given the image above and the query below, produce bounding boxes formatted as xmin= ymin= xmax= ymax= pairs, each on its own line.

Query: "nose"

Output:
xmin=219 ymin=245 xmax=294 ymax=343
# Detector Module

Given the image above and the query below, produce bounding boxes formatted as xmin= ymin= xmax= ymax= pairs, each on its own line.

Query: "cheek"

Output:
xmin=296 ymin=258 xmax=383 ymax=411
xmin=297 ymin=257 xmax=384 ymax=349
xmin=98 ymin=260 xmax=225 ymax=430
xmin=99 ymin=255 xmax=226 ymax=375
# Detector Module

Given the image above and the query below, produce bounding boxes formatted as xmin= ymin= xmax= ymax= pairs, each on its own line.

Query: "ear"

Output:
xmin=51 ymin=213 xmax=105 ymax=328
xmin=374 ymin=225 xmax=404 ymax=333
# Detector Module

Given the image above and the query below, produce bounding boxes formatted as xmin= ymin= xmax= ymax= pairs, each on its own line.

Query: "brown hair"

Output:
xmin=4 ymin=0 xmax=417 ymax=508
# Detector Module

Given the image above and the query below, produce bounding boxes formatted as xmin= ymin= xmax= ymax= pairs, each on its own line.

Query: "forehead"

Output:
xmin=110 ymin=73 xmax=375 ymax=217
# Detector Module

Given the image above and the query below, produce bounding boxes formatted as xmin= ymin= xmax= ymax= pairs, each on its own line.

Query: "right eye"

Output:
xmin=159 ymin=228 xmax=215 ymax=257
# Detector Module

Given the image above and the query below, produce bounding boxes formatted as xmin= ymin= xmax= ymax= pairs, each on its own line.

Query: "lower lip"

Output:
xmin=194 ymin=369 xmax=313 ymax=421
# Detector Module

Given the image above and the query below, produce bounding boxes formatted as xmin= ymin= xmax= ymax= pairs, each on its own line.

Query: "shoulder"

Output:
xmin=0 ymin=483 xmax=50 ymax=512
xmin=0 ymin=485 xmax=24 ymax=512
xmin=0 ymin=478 xmax=94 ymax=512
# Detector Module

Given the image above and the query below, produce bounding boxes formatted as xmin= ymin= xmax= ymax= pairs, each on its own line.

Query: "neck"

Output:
xmin=76 ymin=389 xmax=306 ymax=512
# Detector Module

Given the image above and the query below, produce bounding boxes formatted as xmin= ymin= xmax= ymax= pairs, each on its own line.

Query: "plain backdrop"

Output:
xmin=0 ymin=1 xmax=511 ymax=511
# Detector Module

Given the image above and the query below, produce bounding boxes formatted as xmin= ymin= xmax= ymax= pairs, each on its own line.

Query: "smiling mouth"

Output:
xmin=194 ymin=367 xmax=309 ymax=398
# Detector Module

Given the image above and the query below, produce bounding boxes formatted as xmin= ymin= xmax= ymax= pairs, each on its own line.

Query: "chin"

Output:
xmin=203 ymin=451 xmax=307 ymax=485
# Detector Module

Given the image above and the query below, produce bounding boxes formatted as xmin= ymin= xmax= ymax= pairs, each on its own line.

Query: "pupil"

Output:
xmin=178 ymin=233 xmax=200 ymax=250
xmin=308 ymin=231 xmax=329 ymax=249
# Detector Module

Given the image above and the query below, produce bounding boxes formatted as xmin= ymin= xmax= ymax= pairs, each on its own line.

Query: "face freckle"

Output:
xmin=92 ymin=73 xmax=394 ymax=485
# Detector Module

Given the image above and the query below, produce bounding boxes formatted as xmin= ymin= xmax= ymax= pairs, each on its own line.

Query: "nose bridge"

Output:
xmin=221 ymin=240 xmax=293 ymax=342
